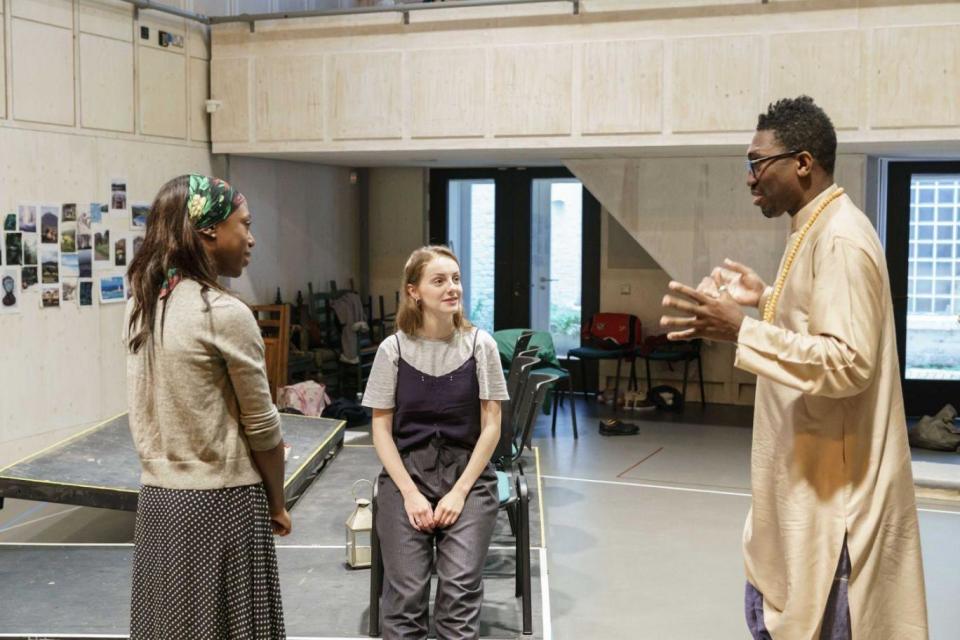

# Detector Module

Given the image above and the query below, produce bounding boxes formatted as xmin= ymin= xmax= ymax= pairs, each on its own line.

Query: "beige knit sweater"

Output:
xmin=125 ymin=279 xmax=282 ymax=490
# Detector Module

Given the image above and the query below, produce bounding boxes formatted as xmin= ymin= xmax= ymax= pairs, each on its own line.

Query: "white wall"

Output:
xmin=574 ymin=154 xmax=868 ymax=404
xmin=224 ymin=156 xmax=361 ymax=305
xmin=0 ymin=0 xmax=218 ymax=463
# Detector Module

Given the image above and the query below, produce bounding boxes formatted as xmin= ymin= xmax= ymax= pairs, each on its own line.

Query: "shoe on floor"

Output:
xmin=599 ymin=418 xmax=639 ymax=436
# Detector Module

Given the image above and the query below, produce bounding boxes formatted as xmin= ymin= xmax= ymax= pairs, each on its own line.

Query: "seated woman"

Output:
xmin=363 ymin=245 xmax=508 ymax=640
xmin=125 ymin=174 xmax=289 ymax=639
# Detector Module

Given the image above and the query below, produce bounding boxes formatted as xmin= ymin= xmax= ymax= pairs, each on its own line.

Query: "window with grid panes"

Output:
xmin=908 ymin=177 xmax=960 ymax=315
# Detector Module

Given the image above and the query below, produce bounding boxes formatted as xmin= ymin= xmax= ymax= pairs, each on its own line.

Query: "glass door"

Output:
xmin=447 ymin=179 xmax=496 ymax=332
xmin=530 ymin=178 xmax=583 ymax=357
xmin=886 ymin=161 xmax=960 ymax=415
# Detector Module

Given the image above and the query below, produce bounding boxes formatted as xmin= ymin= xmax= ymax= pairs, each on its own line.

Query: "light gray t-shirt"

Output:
xmin=362 ymin=328 xmax=509 ymax=410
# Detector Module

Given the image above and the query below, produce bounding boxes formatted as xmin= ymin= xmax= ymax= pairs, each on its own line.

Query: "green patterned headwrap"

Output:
xmin=186 ymin=174 xmax=246 ymax=230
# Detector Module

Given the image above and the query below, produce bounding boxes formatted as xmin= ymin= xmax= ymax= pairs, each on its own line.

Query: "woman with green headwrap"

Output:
xmin=125 ymin=174 xmax=288 ymax=639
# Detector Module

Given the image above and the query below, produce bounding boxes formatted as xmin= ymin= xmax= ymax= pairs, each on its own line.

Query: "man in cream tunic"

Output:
xmin=661 ymin=96 xmax=927 ymax=639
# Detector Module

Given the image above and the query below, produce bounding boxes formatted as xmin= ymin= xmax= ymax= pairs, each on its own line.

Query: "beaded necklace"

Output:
xmin=762 ymin=188 xmax=845 ymax=323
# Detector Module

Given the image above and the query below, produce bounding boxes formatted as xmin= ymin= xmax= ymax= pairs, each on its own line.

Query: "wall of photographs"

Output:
xmin=1 ymin=183 xmax=147 ymax=313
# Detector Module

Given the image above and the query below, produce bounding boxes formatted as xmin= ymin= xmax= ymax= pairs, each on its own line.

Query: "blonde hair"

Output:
xmin=396 ymin=245 xmax=473 ymax=336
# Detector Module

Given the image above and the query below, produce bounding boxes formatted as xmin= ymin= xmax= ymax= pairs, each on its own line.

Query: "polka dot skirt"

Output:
xmin=130 ymin=484 xmax=286 ymax=639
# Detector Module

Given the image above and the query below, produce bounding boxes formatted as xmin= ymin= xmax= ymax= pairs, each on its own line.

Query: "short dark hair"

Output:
xmin=757 ymin=96 xmax=837 ymax=175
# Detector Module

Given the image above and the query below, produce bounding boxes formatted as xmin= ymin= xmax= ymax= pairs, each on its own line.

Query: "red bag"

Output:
xmin=581 ymin=313 xmax=641 ymax=350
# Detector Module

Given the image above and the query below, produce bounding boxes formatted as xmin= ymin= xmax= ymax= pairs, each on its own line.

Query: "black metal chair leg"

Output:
xmin=568 ymin=376 xmax=578 ymax=439
xmin=698 ymin=354 xmax=706 ymax=406
xmin=645 ymin=358 xmax=652 ymax=397
xmin=517 ymin=474 xmax=532 ymax=635
xmin=613 ymin=357 xmax=623 ymax=407
xmin=551 ymin=384 xmax=559 ymax=437
xmin=579 ymin=357 xmax=590 ymax=403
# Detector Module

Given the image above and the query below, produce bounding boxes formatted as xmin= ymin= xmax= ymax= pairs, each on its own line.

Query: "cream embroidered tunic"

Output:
xmin=735 ymin=185 xmax=928 ymax=639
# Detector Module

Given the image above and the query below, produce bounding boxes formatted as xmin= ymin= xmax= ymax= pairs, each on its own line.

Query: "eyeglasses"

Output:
xmin=745 ymin=150 xmax=801 ymax=180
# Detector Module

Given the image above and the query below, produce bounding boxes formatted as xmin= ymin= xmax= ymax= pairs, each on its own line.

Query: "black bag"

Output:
xmin=646 ymin=385 xmax=684 ymax=412
xmin=321 ymin=398 xmax=370 ymax=427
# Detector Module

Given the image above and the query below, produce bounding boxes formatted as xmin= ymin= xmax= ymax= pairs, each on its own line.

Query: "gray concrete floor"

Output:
xmin=2 ymin=403 xmax=960 ymax=639
xmin=534 ymin=399 xmax=960 ymax=640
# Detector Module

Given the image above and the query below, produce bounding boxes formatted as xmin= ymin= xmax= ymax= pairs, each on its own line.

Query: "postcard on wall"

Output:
xmin=40 ymin=206 xmax=59 ymax=244
xmin=61 ymin=203 xmax=77 ymax=223
xmin=19 ymin=205 xmax=37 ymax=233
xmin=61 ymin=252 xmax=80 ymax=278
xmin=62 ymin=278 xmax=79 ymax=304
xmin=40 ymin=245 xmax=59 ymax=284
xmin=3 ymin=213 xmax=16 ymax=232
xmin=4 ymin=233 xmax=23 ymax=266
xmin=131 ymin=203 xmax=149 ymax=230
xmin=79 ymin=280 xmax=94 ymax=307
xmin=100 ymin=274 xmax=125 ymax=304
xmin=94 ymin=229 xmax=111 ymax=262
xmin=90 ymin=203 xmax=106 ymax=225
xmin=0 ymin=268 xmax=21 ymax=314
xmin=111 ymin=179 xmax=128 ymax=212
xmin=22 ymin=233 xmax=38 ymax=266
xmin=41 ymin=284 xmax=60 ymax=308
xmin=61 ymin=222 xmax=77 ymax=253
xmin=21 ymin=266 xmax=39 ymax=292
xmin=79 ymin=249 xmax=93 ymax=278
xmin=78 ymin=207 xmax=92 ymax=235
xmin=115 ymin=238 xmax=127 ymax=267
xmin=77 ymin=233 xmax=92 ymax=251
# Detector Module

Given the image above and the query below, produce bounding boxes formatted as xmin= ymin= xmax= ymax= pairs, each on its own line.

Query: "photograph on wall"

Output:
xmin=4 ymin=213 xmax=16 ymax=232
xmin=21 ymin=266 xmax=38 ymax=292
xmin=90 ymin=203 xmax=107 ymax=224
xmin=79 ymin=280 xmax=93 ymax=306
xmin=78 ymin=249 xmax=92 ymax=278
xmin=78 ymin=207 xmax=92 ymax=234
xmin=18 ymin=205 xmax=37 ymax=233
xmin=61 ymin=253 xmax=80 ymax=278
xmin=4 ymin=233 xmax=23 ymax=266
xmin=62 ymin=203 xmax=77 ymax=222
xmin=1 ymin=268 xmax=20 ymax=313
xmin=114 ymin=238 xmax=127 ymax=267
xmin=99 ymin=274 xmax=125 ymax=303
xmin=22 ymin=233 xmax=37 ymax=266
xmin=60 ymin=221 xmax=76 ymax=253
xmin=40 ymin=207 xmax=59 ymax=244
xmin=41 ymin=284 xmax=60 ymax=308
xmin=77 ymin=233 xmax=92 ymax=251
xmin=62 ymin=278 xmax=79 ymax=304
xmin=111 ymin=179 xmax=127 ymax=211
xmin=94 ymin=230 xmax=110 ymax=262
xmin=40 ymin=245 xmax=59 ymax=284
xmin=131 ymin=204 xmax=149 ymax=230
xmin=132 ymin=234 xmax=144 ymax=260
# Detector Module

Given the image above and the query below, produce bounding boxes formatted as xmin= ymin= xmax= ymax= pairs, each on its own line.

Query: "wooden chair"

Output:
xmin=251 ymin=304 xmax=290 ymax=403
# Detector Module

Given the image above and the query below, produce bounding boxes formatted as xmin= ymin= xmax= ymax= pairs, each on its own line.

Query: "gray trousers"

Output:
xmin=376 ymin=437 xmax=499 ymax=640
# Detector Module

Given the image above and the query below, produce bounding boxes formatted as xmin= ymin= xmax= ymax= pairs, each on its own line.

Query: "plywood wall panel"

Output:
xmin=330 ymin=52 xmax=402 ymax=140
xmin=492 ymin=45 xmax=573 ymax=137
xmin=12 ymin=0 xmax=73 ymax=29
xmin=255 ymin=55 xmax=324 ymax=142
xmin=766 ymin=30 xmax=862 ymax=130
xmin=581 ymin=40 xmax=662 ymax=135
xmin=12 ymin=19 xmax=75 ymax=126
xmin=189 ymin=56 xmax=211 ymax=142
xmin=671 ymin=36 xmax=761 ymax=133
xmin=211 ymin=58 xmax=251 ymax=142
xmin=408 ymin=49 xmax=485 ymax=139
xmin=872 ymin=26 xmax=960 ymax=128
xmin=79 ymin=0 xmax=134 ymax=41
xmin=139 ymin=47 xmax=187 ymax=138
xmin=80 ymin=34 xmax=135 ymax=132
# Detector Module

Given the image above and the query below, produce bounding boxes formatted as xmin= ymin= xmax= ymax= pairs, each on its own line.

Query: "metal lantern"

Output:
xmin=346 ymin=479 xmax=373 ymax=569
